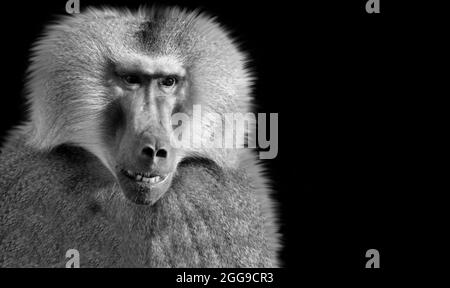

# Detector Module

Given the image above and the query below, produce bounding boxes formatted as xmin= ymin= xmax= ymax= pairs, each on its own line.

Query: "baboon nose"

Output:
xmin=155 ymin=148 xmax=168 ymax=158
xmin=139 ymin=132 xmax=170 ymax=162
xmin=141 ymin=145 xmax=155 ymax=158
xmin=141 ymin=145 xmax=168 ymax=159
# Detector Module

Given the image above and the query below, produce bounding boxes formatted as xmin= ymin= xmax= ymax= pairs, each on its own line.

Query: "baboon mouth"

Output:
xmin=116 ymin=166 xmax=174 ymax=205
xmin=120 ymin=168 xmax=168 ymax=185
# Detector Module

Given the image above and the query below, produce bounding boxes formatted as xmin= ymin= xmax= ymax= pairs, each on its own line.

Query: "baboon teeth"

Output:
xmin=141 ymin=175 xmax=165 ymax=184
xmin=120 ymin=168 xmax=165 ymax=184
xmin=148 ymin=176 xmax=161 ymax=183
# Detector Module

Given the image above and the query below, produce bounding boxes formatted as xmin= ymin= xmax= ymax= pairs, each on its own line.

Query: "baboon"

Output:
xmin=0 ymin=6 xmax=281 ymax=267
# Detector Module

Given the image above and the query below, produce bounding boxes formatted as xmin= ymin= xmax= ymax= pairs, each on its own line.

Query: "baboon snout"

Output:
xmin=115 ymin=130 xmax=176 ymax=205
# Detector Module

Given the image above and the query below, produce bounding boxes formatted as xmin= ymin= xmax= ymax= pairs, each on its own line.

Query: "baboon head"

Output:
xmin=24 ymin=7 xmax=253 ymax=205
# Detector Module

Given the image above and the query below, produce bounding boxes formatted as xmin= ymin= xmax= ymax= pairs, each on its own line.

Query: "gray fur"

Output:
xmin=0 ymin=6 xmax=281 ymax=267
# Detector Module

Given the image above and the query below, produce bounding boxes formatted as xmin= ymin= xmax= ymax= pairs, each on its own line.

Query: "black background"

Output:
xmin=0 ymin=0 xmax=438 ymax=278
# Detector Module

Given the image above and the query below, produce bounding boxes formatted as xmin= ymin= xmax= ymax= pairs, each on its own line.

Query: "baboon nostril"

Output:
xmin=156 ymin=148 xmax=167 ymax=158
xmin=142 ymin=146 xmax=155 ymax=158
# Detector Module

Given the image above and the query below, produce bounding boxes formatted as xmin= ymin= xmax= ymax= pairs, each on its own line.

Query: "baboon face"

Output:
xmin=102 ymin=57 xmax=188 ymax=205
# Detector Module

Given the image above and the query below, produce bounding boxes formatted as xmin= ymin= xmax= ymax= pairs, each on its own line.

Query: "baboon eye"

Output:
xmin=158 ymin=76 xmax=177 ymax=88
xmin=122 ymin=74 xmax=141 ymax=86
